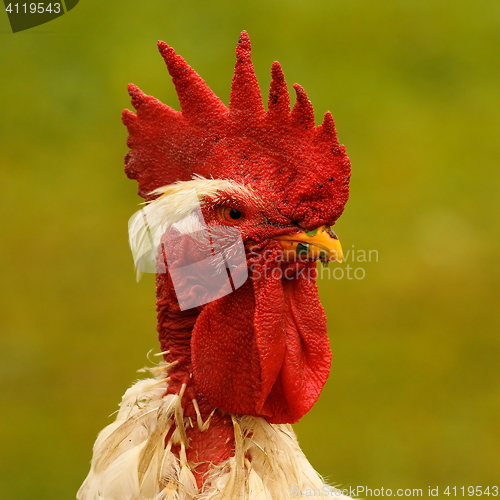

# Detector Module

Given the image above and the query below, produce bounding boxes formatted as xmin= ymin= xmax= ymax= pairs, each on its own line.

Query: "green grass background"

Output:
xmin=1 ymin=1 xmax=499 ymax=498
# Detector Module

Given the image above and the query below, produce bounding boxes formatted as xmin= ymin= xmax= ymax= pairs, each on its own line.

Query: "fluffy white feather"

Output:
xmin=128 ymin=176 xmax=253 ymax=280
xmin=78 ymin=364 xmax=352 ymax=500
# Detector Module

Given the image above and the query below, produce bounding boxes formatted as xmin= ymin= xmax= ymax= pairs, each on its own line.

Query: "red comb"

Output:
xmin=123 ymin=31 xmax=351 ymax=227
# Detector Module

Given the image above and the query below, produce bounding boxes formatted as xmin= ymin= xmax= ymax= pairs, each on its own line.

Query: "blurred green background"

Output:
xmin=1 ymin=1 xmax=499 ymax=498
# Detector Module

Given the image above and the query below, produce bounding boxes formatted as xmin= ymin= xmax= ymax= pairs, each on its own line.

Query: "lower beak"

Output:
xmin=274 ymin=225 xmax=343 ymax=263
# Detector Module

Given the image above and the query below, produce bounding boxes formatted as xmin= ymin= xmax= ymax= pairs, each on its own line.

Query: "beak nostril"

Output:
xmin=327 ymin=226 xmax=338 ymax=239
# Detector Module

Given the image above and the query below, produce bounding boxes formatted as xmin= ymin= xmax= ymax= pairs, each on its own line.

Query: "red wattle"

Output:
xmin=191 ymin=243 xmax=331 ymax=424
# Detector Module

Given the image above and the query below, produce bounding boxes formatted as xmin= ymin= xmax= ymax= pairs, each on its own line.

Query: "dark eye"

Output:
xmin=219 ymin=206 xmax=244 ymax=222
xmin=229 ymin=208 xmax=242 ymax=220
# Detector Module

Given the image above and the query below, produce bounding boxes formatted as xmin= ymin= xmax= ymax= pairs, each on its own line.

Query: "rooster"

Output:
xmin=77 ymin=31 xmax=351 ymax=500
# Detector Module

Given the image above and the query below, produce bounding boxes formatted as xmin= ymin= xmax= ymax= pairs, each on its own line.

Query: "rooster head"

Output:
xmin=123 ymin=32 xmax=351 ymax=424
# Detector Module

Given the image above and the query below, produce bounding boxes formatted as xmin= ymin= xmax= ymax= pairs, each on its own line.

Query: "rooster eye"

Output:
xmin=219 ymin=206 xmax=244 ymax=222
xmin=229 ymin=208 xmax=242 ymax=219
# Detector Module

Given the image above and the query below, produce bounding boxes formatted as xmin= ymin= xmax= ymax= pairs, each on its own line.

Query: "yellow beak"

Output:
xmin=274 ymin=225 xmax=343 ymax=263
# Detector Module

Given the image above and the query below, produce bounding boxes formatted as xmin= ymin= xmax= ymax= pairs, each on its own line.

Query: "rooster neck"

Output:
xmin=156 ymin=290 xmax=203 ymax=408
xmin=156 ymin=275 xmax=237 ymax=486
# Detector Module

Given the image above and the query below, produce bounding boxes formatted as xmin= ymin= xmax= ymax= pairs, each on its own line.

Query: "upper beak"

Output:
xmin=274 ymin=225 xmax=343 ymax=263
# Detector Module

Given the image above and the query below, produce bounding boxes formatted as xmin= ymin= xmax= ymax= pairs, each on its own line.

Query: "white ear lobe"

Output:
xmin=128 ymin=177 xmax=253 ymax=279
xmin=171 ymin=211 xmax=205 ymax=234
xmin=128 ymin=207 xmax=163 ymax=279
xmin=128 ymin=187 xmax=207 ymax=278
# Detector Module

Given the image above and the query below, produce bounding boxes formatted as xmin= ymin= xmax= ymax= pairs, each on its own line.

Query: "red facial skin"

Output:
xmin=156 ymin=196 xmax=332 ymax=486
xmin=123 ymin=32 xmax=350 ymax=487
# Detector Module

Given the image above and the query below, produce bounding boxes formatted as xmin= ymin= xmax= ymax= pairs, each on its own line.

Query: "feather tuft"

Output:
xmin=78 ymin=364 xmax=353 ymax=500
xmin=128 ymin=177 xmax=253 ymax=279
